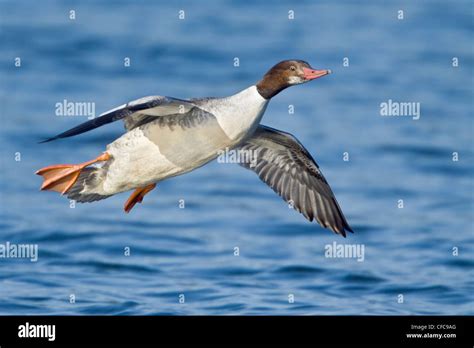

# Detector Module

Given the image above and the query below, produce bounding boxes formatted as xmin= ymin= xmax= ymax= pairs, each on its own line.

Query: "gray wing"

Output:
xmin=236 ymin=125 xmax=353 ymax=237
xmin=40 ymin=96 xmax=201 ymax=143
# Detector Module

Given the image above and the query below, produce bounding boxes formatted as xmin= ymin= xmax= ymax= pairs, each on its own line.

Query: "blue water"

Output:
xmin=0 ymin=0 xmax=473 ymax=315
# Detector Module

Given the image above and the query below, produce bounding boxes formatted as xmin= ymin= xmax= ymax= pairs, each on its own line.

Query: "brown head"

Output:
xmin=256 ymin=60 xmax=331 ymax=99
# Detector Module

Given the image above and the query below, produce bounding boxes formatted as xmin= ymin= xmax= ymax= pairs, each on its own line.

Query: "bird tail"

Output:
xmin=36 ymin=164 xmax=112 ymax=203
xmin=66 ymin=167 xmax=112 ymax=203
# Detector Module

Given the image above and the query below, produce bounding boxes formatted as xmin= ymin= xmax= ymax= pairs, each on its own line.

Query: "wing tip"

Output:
xmin=328 ymin=221 xmax=354 ymax=238
xmin=38 ymin=137 xmax=58 ymax=144
xmin=339 ymin=223 xmax=355 ymax=238
xmin=334 ymin=226 xmax=347 ymax=238
xmin=344 ymin=222 xmax=354 ymax=234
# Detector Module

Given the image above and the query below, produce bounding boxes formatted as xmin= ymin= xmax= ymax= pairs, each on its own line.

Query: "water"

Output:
xmin=0 ymin=0 xmax=473 ymax=315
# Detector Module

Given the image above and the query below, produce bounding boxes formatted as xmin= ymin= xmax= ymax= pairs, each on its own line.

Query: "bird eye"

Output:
xmin=290 ymin=66 xmax=296 ymax=71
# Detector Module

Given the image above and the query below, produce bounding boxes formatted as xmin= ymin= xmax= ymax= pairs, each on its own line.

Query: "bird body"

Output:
xmin=102 ymin=86 xmax=268 ymax=195
xmin=37 ymin=60 xmax=353 ymax=236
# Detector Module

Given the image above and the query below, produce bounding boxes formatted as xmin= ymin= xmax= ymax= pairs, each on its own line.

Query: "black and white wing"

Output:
xmin=40 ymin=96 xmax=203 ymax=143
xmin=236 ymin=125 xmax=353 ymax=237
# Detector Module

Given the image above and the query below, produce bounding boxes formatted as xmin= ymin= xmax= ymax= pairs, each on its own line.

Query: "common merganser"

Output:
xmin=36 ymin=60 xmax=353 ymax=237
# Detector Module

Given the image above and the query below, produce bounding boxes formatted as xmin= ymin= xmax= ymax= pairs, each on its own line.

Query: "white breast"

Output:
xmin=201 ymin=85 xmax=269 ymax=142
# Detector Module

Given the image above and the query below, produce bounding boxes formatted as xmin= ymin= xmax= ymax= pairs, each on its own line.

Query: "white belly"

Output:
xmin=104 ymin=129 xmax=178 ymax=193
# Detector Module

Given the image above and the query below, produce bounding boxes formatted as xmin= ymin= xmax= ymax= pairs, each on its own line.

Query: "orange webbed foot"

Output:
xmin=36 ymin=152 xmax=110 ymax=195
xmin=124 ymin=183 xmax=157 ymax=213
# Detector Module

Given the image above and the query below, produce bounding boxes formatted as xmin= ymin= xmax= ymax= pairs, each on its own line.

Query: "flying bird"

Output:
xmin=36 ymin=60 xmax=353 ymax=237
